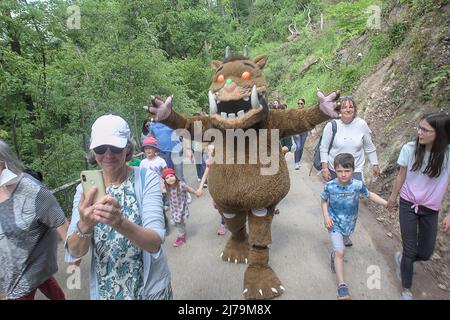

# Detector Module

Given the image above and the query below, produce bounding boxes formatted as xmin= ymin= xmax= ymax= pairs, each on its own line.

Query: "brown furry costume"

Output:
xmin=148 ymin=51 xmax=338 ymax=299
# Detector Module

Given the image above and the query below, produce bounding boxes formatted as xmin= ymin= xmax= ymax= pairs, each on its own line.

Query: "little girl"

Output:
xmin=162 ymin=168 xmax=198 ymax=247
xmin=387 ymin=112 xmax=450 ymax=300
xmin=139 ymin=136 xmax=167 ymax=176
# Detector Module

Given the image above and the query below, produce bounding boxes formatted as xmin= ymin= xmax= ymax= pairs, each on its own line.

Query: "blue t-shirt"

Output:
xmin=150 ymin=122 xmax=181 ymax=153
xmin=321 ymin=179 xmax=369 ymax=235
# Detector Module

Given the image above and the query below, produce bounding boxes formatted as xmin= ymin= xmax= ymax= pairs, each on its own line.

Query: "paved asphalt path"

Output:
xmin=42 ymin=152 xmax=445 ymax=300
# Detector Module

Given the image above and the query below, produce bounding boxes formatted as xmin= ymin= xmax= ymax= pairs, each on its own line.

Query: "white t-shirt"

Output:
xmin=397 ymin=141 xmax=450 ymax=211
xmin=139 ymin=156 xmax=167 ymax=176
xmin=320 ymin=117 xmax=378 ymax=172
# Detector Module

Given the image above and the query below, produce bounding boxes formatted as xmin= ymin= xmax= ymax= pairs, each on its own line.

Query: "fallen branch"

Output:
xmin=299 ymin=58 xmax=320 ymax=76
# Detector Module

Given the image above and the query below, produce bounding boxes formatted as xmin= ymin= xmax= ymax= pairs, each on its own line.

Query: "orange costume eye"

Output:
xmin=241 ymin=71 xmax=251 ymax=80
xmin=216 ymin=74 xmax=225 ymax=83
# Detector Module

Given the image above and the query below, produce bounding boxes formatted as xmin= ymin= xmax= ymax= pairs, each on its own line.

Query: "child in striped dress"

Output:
xmin=162 ymin=168 xmax=198 ymax=247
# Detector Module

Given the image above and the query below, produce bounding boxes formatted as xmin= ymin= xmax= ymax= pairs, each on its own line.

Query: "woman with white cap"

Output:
xmin=65 ymin=114 xmax=172 ymax=300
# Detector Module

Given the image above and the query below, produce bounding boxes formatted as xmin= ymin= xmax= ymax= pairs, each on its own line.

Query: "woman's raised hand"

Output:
xmin=77 ymin=187 xmax=100 ymax=233
xmin=93 ymin=195 xmax=124 ymax=229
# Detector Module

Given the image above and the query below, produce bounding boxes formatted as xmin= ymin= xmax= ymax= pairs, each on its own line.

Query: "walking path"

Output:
xmin=44 ymin=153 xmax=446 ymax=300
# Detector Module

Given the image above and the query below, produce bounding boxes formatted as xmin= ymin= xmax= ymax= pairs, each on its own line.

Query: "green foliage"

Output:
xmin=388 ymin=21 xmax=409 ymax=47
xmin=403 ymin=0 xmax=439 ymax=15
xmin=419 ymin=66 xmax=450 ymax=102
xmin=325 ymin=0 xmax=378 ymax=40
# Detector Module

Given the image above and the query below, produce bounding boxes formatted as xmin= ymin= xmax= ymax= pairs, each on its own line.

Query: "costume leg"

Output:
xmin=218 ymin=209 xmax=249 ymax=264
xmin=243 ymin=207 xmax=283 ymax=299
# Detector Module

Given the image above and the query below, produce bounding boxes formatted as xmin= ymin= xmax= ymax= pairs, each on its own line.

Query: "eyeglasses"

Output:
xmin=416 ymin=124 xmax=435 ymax=134
xmin=93 ymin=145 xmax=125 ymax=155
xmin=340 ymin=96 xmax=353 ymax=100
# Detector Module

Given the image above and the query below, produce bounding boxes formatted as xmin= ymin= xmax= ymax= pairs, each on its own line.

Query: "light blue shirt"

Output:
xmin=150 ymin=122 xmax=181 ymax=153
xmin=64 ymin=167 xmax=171 ymax=299
xmin=321 ymin=178 xmax=369 ymax=235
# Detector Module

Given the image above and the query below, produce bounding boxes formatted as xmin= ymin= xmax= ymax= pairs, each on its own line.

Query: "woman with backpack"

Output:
xmin=319 ymin=96 xmax=380 ymax=182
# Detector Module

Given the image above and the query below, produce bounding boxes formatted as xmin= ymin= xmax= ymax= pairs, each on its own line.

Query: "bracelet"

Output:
xmin=76 ymin=221 xmax=93 ymax=238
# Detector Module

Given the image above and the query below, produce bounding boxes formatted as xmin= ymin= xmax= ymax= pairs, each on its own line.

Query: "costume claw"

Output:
xmin=220 ymin=252 xmax=223 ymax=258
xmin=227 ymin=257 xmax=230 ymax=263
xmin=259 ymin=289 xmax=263 ymax=296
xmin=243 ymin=288 xmax=248 ymax=294
xmin=280 ymin=285 xmax=285 ymax=291
xmin=245 ymin=258 xmax=248 ymax=264
xmin=235 ymin=259 xmax=238 ymax=264
xmin=271 ymin=288 xmax=278 ymax=294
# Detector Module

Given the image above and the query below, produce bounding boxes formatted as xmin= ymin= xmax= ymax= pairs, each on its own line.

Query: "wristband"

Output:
xmin=76 ymin=221 xmax=93 ymax=238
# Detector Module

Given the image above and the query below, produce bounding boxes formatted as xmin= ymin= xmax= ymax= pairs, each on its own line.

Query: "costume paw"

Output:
xmin=243 ymin=264 xmax=284 ymax=299
xmin=221 ymin=235 xmax=249 ymax=264
xmin=317 ymin=90 xmax=339 ymax=118
xmin=148 ymin=95 xmax=173 ymax=121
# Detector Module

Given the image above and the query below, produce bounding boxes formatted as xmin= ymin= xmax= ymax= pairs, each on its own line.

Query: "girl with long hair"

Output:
xmin=387 ymin=112 xmax=450 ymax=300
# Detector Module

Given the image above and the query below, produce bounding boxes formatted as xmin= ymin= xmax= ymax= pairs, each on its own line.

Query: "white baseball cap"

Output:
xmin=89 ymin=114 xmax=131 ymax=150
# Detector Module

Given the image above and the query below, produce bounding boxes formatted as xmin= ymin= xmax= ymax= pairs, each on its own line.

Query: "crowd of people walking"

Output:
xmin=0 ymin=95 xmax=449 ymax=301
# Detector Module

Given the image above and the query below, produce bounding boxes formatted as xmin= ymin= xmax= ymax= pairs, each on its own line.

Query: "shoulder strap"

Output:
xmin=327 ymin=120 xmax=337 ymax=154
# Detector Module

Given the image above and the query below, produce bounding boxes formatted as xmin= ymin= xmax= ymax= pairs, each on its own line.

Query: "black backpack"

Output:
xmin=310 ymin=120 xmax=337 ymax=174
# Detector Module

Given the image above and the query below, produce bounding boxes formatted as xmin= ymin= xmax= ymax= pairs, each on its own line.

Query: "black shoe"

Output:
xmin=344 ymin=236 xmax=353 ymax=247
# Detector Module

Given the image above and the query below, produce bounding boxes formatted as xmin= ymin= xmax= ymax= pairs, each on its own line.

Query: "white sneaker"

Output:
xmin=400 ymin=290 xmax=413 ymax=300
xmin=294 ymin=163 xmax=300 ymax=170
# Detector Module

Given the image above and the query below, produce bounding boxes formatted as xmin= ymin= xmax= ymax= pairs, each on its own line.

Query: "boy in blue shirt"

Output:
xmin=321 ymin=153 xmax=387 ymax=300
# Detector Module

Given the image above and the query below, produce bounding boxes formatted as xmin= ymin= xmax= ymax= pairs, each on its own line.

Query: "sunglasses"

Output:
xmin=340 ymin=95 xmax=353 ymax=100
xmin=93 ymin=145 xmax=125 ymax=155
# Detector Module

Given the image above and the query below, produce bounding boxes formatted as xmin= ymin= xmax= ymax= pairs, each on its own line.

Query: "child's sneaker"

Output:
xmin=217 ymin=224 xmax=227 ymax=235
xmin=173 ymin=235 xmax=185 ymax=247
xmin=395 ymin=251 xmax=402 ymax=281
xmin=337 ymin=283 xmax=351 ymax=300
xmin=343 ymin=235 xmax=353 ymax=247
xmin=330 ymin=251 xmax=336 ymax=273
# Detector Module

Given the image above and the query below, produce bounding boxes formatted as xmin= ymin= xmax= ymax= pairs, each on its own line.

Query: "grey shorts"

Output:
xmin=329 ymin=231 xmax=350 ymax=252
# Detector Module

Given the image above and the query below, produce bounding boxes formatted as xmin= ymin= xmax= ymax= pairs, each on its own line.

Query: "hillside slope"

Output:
xmin=268 ymin=0 xmax=450 ymax=292
xmin=360 ymin=2 xmax=450 ymax=292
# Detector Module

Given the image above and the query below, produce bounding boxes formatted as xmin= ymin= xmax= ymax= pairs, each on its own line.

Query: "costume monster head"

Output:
xmin=208 ymin=46 xmax=269 ymax=129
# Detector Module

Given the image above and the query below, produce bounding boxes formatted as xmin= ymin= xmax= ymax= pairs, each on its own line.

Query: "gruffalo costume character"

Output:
xmin=148 ymin=48 xmax=339 ymax=299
